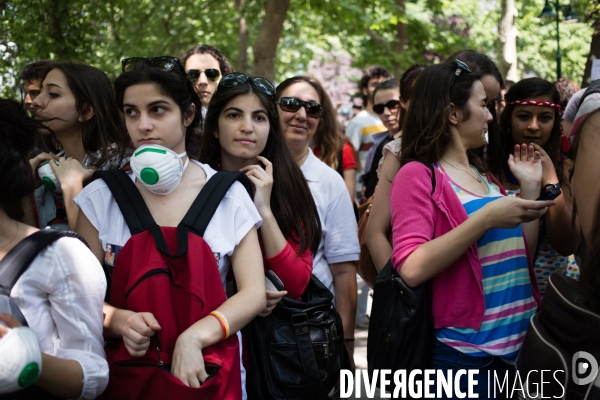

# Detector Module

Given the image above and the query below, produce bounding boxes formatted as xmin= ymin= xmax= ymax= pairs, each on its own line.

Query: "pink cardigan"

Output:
xmin=390 ymin=161 xmax=541 ymax=330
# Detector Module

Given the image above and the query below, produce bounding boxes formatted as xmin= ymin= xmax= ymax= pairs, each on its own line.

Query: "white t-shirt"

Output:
xmin=74 ymin=161 xmax=262 ymax=289
xmin=300 ymin=149 xmax=360 ymax=294
xmin=345 ymin=110 xmax=387 ymax=168
xmin=11 ymin=236 xmax=108 ymax=400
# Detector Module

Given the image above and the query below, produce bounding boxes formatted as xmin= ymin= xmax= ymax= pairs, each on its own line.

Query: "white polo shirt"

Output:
xmin=300 ymin=149 xmax=360 ymax=294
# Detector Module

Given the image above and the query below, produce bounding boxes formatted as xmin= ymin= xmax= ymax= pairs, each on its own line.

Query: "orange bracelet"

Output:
xmin=209 ymin=311 xmax=230 ymax=340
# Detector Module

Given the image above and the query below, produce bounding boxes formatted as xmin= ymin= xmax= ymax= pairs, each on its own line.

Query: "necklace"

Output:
xmin=441 ymin=158 xmax=482 ymax=183
xmin=0 ymin=220 xmax=19 ymax=250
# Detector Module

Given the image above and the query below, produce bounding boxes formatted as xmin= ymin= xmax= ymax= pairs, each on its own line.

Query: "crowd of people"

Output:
xmin=0 ymin=43 xmax=598 ymax=400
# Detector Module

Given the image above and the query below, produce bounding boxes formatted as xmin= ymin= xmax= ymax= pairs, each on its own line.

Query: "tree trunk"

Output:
xmin=582 ymin=22 xmax=600 ymax=87
xmin=394 ymin=0 xmax=407 ymax=77
xmin=252 ymin=0 xmax=290 ymax=81
xmin=48 ymin=0 xmax=69 ymax=60
xmin=498 ymin=0 xmax=519 ymax=81
xmin=236 ymin=0 xmax=249 ymax=73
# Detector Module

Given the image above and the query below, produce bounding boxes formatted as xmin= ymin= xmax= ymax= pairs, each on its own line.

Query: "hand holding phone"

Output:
xmin=265 ymin=270 xmax=284 ymax=291
xmin=536 ymin=183 xmax=561 ymax=201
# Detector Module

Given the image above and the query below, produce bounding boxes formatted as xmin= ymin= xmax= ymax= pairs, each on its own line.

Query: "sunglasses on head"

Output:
xmin=373 ymin=99 xmax=400 ymax=115
xmin=185 ymin=68 xmax=221 ymax=82
xmin=121 ymin=56 xmax=185 ymax=76
xmin=277 ymin=97 xmax=324 ymax=118
xmin=219 ymin=72 xmax=275 ymax=96
xmin=449 ymin=59 xmax=472 ymax=89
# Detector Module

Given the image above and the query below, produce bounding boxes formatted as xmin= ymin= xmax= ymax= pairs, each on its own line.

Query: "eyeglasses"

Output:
xmin=372 ymin=99 xmax=400 ymax=115
xmin=277 ymin=97 xmax=324 ymax=118
xmin=449 ymin=59 xmax=472 ymax=89
xmin=185 ymin=68 xmax=221 ymax=82
xmin=121 ymin=56 xmax=185 ymax=76
xmin=219 ymin=72 xmax=275 ymax=96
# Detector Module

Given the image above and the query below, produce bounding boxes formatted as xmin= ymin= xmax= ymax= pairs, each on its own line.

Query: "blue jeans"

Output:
xmin=432 ymin=339 xmax=515 ymax=399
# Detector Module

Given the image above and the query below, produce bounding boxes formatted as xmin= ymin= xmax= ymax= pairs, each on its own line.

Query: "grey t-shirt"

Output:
xmin=563 ymin=88 xmax=586 ymax=122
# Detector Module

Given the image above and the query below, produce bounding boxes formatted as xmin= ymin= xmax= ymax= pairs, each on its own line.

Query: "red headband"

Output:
xmin=506 ymin=99 xmax=570 ymax=153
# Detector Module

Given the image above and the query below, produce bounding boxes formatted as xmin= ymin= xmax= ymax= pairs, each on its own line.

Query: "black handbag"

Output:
xmin=367 ymin=161 xmax=435 ymax=389
xmin=516 ymin=273 xmax=600 ymax=400
xmin=245 ymin=274 xmax=349 ymax=400
xmin=367 ymin=260 xmax=432 ymax=376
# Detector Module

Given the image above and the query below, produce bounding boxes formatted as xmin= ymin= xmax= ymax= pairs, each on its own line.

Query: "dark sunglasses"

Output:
xmin=373 ymin=99 xmax=401 ymax=115
xmin=449 ymin=59 xmax=472 ymax=89
xmin=185 ymin=68 xmax=221 ymax=82
xmin=277 ymin=97 xmax=324 ymax=118
xmin=121 ymin=56 xmax=185 ymax=76
xmin=219 ymin=72 xmax=275 ymax=96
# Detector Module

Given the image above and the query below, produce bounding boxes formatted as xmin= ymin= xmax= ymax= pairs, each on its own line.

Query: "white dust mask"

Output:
xmin=0 ymin=327 xmax=42 ymax=394
xmin=130 ymin=144 xmax=189 ymax=195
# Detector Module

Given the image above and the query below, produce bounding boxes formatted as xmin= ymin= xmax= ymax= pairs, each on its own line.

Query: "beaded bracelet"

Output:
xmin=209 ymin=310 xmax=230 ymax=340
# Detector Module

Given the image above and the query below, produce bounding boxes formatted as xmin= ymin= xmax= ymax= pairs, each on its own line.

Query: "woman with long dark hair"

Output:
xmin=74 ymin=58 xmax=265 ymax=398
xmin=488 ymin=78 xmax=579 ymax=295
xmin=364 ymin=64 xmax=424 ymax=272
xmin=30 ymin=62 xmax=127 ymax=231
xmin=0 ymin=99 xmax=107 ymax=399
xmin=199 ymin=73 xmax=322 ymax=305
xmin=390 ymin=61 xmax=554 ymax=398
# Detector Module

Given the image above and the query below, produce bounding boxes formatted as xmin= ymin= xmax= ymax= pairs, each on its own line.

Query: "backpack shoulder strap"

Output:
xmin=94 ymin=169 xmax=157 ymax=235
xmin=179 ymin=171 xmax=252 ymax=237
xmin=0 ymin=230 xmax=85 ymax=296
xmin=417 ymin=160 xmax=436 ymax=194
xmin=94 ymin=169 xmax=179 ymax=258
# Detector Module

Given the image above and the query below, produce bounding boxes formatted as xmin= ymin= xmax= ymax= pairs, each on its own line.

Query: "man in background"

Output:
xmin=345 ymin=66 xmax=391 ymax=198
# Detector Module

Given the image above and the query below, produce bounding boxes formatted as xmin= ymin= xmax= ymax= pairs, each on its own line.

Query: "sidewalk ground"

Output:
xmin=349 ymin=327 xmax=384 ymax=400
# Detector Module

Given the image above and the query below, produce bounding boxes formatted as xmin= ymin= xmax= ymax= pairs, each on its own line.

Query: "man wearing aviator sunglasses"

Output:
xmin=181 ymin=46 xmax=230 ymax=110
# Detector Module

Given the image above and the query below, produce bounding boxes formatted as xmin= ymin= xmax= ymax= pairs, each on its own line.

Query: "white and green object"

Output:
xmin=0 ymin=327 xmax=42 ymax=394
xmin=37 ymin=161 xmax=61 ymax=193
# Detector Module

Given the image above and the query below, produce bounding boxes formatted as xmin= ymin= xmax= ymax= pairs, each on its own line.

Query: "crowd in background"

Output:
xmin=0 ymin=43 xmax=598 ymax=400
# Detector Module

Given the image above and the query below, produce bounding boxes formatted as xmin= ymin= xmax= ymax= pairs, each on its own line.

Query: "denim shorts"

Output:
xmin=432 ymin=339 xmax=515 ymax=399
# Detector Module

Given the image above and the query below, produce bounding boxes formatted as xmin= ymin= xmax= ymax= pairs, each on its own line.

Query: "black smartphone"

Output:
xmin=265 ymin=270 xmax=284 ymax=291
xmin=536 ymin=186 xmax=561 ymax=201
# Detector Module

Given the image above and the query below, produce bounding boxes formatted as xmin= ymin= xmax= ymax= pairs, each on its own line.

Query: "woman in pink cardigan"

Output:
xmin=389 ymin=62 xmax=556 ymax=399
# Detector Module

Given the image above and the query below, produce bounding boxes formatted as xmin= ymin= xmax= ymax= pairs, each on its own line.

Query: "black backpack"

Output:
xmin=0 ymin=229 xmax=85 ymax=400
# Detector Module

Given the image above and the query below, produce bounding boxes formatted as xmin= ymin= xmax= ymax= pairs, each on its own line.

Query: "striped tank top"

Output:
xmin=434 ymin=164 xmax=537 ymax=363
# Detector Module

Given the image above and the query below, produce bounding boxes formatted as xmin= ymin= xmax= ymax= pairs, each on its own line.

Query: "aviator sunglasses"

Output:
xmin=185 ymin=68 xmax=221 ymax=82
xmin=277 ymin=97 xmax=324 ymax=118
xmin=219 ymin=72 xmax=275 ymax=96
xmin=373 ymin=99 xmax=400 ymax=115
xmin=121 ymin=56 xmax=185 ymax=76
xmin=449 ymin=59 xmax=472 ymax=89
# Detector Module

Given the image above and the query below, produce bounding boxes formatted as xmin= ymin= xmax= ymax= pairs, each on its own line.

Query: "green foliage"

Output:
xmin=0 ymin=0 xmax=595 ymax=100
xmin=516 ymin=0 xmax=593 ymax=82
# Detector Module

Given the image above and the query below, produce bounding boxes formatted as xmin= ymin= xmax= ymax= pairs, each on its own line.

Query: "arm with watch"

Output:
xmin=533 ymin=144 xmax=578 ymax=256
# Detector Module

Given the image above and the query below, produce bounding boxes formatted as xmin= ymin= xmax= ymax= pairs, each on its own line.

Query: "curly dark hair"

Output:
xmin=180 ymin=44 xmax=233 ymax=75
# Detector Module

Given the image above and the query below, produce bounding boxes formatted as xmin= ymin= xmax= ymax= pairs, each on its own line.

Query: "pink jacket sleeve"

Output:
xmin=264 ymin=238 xmax=313 ymax=300
xmin=390 ymin=162 xmax=436 ymax=272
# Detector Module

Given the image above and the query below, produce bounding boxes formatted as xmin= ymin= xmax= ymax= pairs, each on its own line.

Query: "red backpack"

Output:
xmin=96 ymin=169 xmax=250 ymax=400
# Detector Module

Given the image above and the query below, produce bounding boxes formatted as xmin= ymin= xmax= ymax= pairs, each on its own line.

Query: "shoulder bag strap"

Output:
xmin=0 ymin=230 xmax=84 ymax=296
xmin=417 ymin=161 xmax=436 ymax=194
xmin=291 ymin=313 xmax=327 ymax=396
